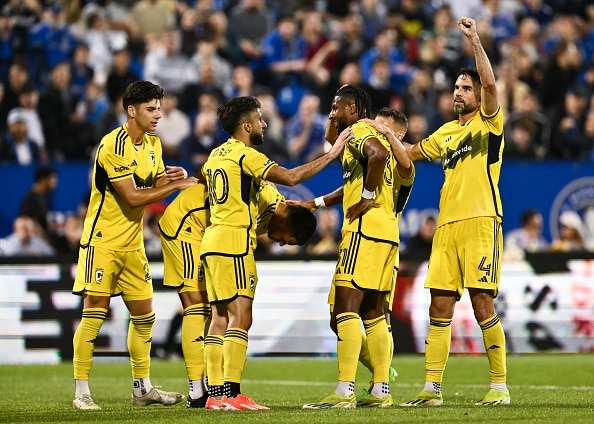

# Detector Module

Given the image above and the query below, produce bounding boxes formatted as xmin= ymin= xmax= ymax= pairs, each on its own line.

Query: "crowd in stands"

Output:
xmin=1 ymin=0 xmax=594 ymax=257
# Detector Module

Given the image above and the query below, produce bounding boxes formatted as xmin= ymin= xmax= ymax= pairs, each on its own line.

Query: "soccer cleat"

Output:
xmin=187 ymin=393 xmax=209 ymax=408
xmin=205 ymin=396 xmax=226 ymax=410
xmin=132 ymin=387 xmax=184 ymax=406
xmin=475 ymin=388 xmax=510 ymax=406
xmin=302 ymin=393 xmax=357 ymax=409
xmin=357 ymin=366 xmax=398 ymax=402
xmin=221 ymin=394 xmax=270 ymax=410
xmin=73 ymin=394 xmax=101 ymax=410
xmin=399 ymin=390 xmax=443 ymax=407
xmin=357 ymin=393 xmax=394 ymax=408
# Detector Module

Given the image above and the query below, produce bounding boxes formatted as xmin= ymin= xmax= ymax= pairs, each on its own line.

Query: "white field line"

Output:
xmin=242 ymin=379 xmax=594 ymax=391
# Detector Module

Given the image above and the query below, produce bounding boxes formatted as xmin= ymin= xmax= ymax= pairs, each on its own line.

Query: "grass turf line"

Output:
xmin=0 ymin=354 xmax=592 ymax=423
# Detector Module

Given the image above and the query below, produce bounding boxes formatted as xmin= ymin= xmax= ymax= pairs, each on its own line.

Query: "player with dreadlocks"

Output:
xmin=303 ymin=85 xmax=402 ymax=409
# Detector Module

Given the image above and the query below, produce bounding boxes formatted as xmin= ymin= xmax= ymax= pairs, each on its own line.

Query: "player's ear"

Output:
xmin=244 ymin=121 xmax=251 ymax=133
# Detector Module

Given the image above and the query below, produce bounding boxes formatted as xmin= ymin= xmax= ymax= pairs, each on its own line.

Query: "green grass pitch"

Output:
xmin=0 ymin=354 xmax=592 ymax=423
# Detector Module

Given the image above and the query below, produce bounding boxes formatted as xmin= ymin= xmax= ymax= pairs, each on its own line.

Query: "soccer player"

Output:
xmin=200 ymin=96 xmax=349 ymax=410
xmin=293 ymin=107 xmax=414 ymax=406
xmin=400 ymin=17 xmax=509 ymax=407
xmin=158 ymin=180 xmax=318 ymax=408
xmin=71 ymin=81 xmax=198 ymax=410
xmin=302 ymin=87 xmax=404 ymax=409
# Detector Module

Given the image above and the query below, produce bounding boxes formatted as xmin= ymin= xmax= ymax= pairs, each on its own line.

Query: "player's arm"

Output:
xmin=404 ymin=142 xmax=425 ymax=162
xmin=458 ymin=17 xmax=498 ymax=116
xmin=286 ymin=186 xmax=344 ymax=212
xmin=265 ymin=126 xmax=350 ymax=187
xmin=345 ymin=137 xmax=388 ymax=223
xmin=112 ymin=175 xmax=198 ymax=208
xmin=360 ymin=118 xmax=412 ymax=178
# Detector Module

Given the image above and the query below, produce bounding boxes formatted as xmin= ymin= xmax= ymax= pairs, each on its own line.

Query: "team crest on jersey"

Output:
xmin=143 ymin=263 xmax=152 ymax=282
xmin=95 ymin=268 xmax=104 ymax=283
xmin=150 ymin=151 xmax=155 ymax=165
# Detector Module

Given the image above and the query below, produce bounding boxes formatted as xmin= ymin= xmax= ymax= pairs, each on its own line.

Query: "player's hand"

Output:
xmin=165 ymin=165 xmax=188 ymax=181
xmin=359 ymin=118 xmax=390 ymax=135
xmin=327 ymin=127 xmax=352 ymax=159
xmin=345 ymin=198 xmax=379 ymax=223
xmin=458 ymin=17 xmax=477 ymax=38
xmin=286 ymin=198 xmax=316 ymax=212
xmin=176 ymin=176 xmax=198 ymax=189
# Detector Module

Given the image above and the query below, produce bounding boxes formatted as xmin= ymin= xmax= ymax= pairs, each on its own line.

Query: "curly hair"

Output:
xmin=217 ymin=96 xmax=261 ymax=135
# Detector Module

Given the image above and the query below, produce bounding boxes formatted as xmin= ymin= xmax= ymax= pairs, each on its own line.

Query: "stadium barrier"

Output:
xmin=0 ymin=253 xmax=592 ymax=364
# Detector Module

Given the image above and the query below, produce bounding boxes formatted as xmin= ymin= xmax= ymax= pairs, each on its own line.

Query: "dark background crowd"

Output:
xmin=1 ymin=0 xmax=594 ymax=258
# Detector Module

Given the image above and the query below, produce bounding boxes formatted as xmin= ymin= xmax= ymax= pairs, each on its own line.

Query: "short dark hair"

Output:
xmin=34 ymin=165 xmax=56 ymax=182
xmin=285 ymin=205 xmax=317 ymax=245
xmin=521 ymin=208 xmax=542 ymax=226
xmin=122 ymin=81 xmax=164 ymax=109
xmin=217 ymin=96 xmax=261 ymax=135
xmin=335 ymin=85 xmax=373 ymax=119
xmin=455 ymin=67 xmax=481 ymax=88
xmin=377 ymin=107 xmax=408 ymax=132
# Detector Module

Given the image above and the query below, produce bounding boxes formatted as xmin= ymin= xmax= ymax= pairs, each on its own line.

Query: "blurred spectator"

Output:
xmin=549 ymin=85 xmax=591 ymax=160
xmin=550 ymin=210 xmax=588 ymax=252
xmin=0 ymin=216 xmax=55 ymax=257
xmin=321 ymin=61 xmax=363 ymax=112
xmin=0 ymin=108 xmax=42 ymax=165
xmin=78 ymin=80 xmax=110 ymax=131
xmin=16 ymin=83 xmax=46 ymax=156
xmin=504 ymin=116 xmax=540 ymax=160
xmin=202 ymin=10 xmax=244 ymax=66
xmin=468 ymin=0 xmax=517 ymax=45
xmin=260 ymin=14 xmax=307 ymax=94
xmin=402 ymin=68 xmax=436 ymax=115
xmin=418 ymin=4 xmax=463 ymax=85
xmin=226 ymin=65 xmax=262 ymax=99
xmin=81 ymin=10 xmax=127 ymax=84
xmin=0 ymin=0 xmax=42 ymax=59
xmin=155 ymin=93 xmax=191 ymax=160
xmin=426 ymin=89 xmax=457 ymax=133
xmin=38 ymin=62 xmax=95 ymax=160
xmin=355 ymin=0 xmax=387 ymax=41
xmin=300 ymin=9 xmax=338 ymax=93
xmin=306 ymin=207 xmax=341 ymax=256
xmin=285 ymin=93 xmax=328 ymax=163
xmin=95 ymin=92 xmax=126 ymax=143
xmin=27 ymin=4 xmax=78 ymax=88
xmin=105 ymin=48 xmax=140 ymax=104
xmin=0 ymin=60 xmax=29 ymax=134
xmin=18 ymin=164 xmax=57 ymax=236
xmin=50 ymin=212 xmax=83 ymax=255
xmin=504 ymin=208 xmax=549 ymax=259
xmin=360 ymin=26 xmax=413 ymax=96
xmin=539 ymin=40 xmax=583 ymax=134
xmin=129 ymin=0 xmax=176 ymax=53
xmin=402 ymin=112 xmax=428 ymax=144
xmin=506 ymin=91 xmax=551 ymax=158
xmin=499 ymin=16 xmax=542 ymax=87
xmin=69 ymin=43 xmax=94 ymax=99
xmin=362 ymin=57 xmax=401 ymax=116
xmin=516 ymin=0 xmax=554 ymax=27
xmin=405 ymin=213 xmax=436 ymax=261
xmin=495 ymin=60 xmax=531 ymax=121
xmin=179 ymin=57 xmax=226 ymax=115
xmin=334 ymin=13 xmax=370 ymax=71
xmin=178 ymin=108 xmax=221 ymax=170
xmin=190 ymin=39 xmax=233 ymax=95
xmin=144 ymin=29 xmax=197 ymax=97
xmin=228 ymin=0 xmax=275 ymax=68
xmin=255 ymin=90 xmax=289 ymax=162
xmin=0 ymin=9 xmax=17 ymax=84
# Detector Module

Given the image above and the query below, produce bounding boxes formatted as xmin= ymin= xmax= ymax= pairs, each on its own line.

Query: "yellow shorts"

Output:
xmin=161 ymin=237 xmax=206 ymax=293
xmin=203 ymin=254 xmax=258 ymax=303
xmin=425 ymin=217 xmax=502 ymax=298
xmin=72 ymin=245 xmax=153 ymax=301
xmin=332 ymin=231 xmax=397 ymax=291
xmin=328 ymin=241 xmax=399 ymax=311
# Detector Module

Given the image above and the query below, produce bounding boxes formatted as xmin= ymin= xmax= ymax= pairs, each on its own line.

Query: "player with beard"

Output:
xmin=200 ymin=96 xmax=349 ymax=410
xmin=400 ymin=17 xmax=509 ymax=407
